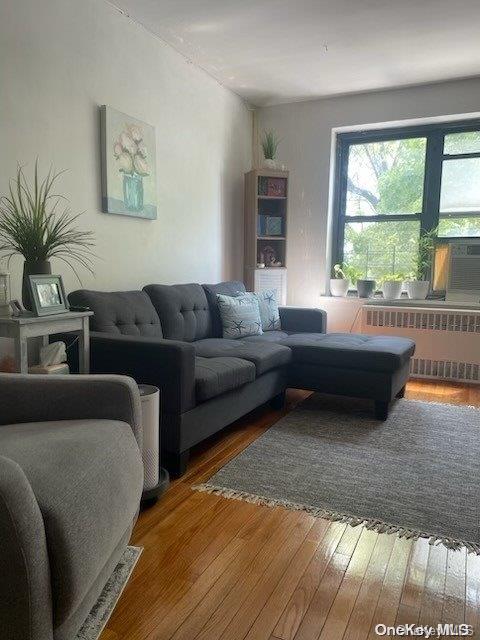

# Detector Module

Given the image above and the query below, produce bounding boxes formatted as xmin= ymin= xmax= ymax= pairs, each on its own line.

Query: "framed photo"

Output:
xmin=28 ymin=275 xmax=69 ymax=316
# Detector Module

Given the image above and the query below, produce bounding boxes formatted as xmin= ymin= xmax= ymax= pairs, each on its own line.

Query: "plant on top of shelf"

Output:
xmin=261 ymin=130 xmax=281 ymax=170
xmin=0 ymin=161 xmax=95 ymax=308
xmin=404 ymin=228 xmax=438 ymax=300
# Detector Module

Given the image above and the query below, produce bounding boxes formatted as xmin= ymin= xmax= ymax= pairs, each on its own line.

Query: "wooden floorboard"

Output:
xmin=101 ymin=381 xmax=480 ymax=640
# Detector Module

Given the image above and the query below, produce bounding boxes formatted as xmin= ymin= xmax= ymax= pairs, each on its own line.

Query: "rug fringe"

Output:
xmin=192 ymin=483 xmax=480 ymax=555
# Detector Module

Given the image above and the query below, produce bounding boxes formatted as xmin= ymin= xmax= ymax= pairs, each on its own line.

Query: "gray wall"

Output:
xmin=0 ymin=0 xmax=253 ymax=299
xmin=257 ymin=78 xmax=480 ymax=306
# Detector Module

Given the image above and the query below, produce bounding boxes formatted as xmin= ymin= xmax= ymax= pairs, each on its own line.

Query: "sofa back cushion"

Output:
xmin=68 ymin=290 xmax=163 ymax=336
xmin=202 ymin=281 xmax=246 ymax=337
xmin=144 ymin=283 xmax=212 ymax=342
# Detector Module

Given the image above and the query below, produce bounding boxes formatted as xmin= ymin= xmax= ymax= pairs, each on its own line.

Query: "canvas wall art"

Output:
xmin=100 ymin=105 xmax=157 ymax=219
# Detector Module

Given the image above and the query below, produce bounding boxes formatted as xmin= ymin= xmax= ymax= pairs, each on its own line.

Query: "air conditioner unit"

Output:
xmin=446 ymin=239 xmax=480 ymax=304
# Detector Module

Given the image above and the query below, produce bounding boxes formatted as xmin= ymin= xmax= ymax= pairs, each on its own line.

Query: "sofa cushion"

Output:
xmin=193 ymin=338 xmax=291 ymax=375
xmin=195 ymin=356 xmax=255 ymax=402
xmin=217 ymin=293 xmax=263 ymax=339
xmin=68 ymin=290 xmax=162 ymax=337
xmin=242 ymin=290 xmax=281 ymax=331
xmin=144 ymin=283 xmax=212 ymax=342
xmin=280 ymin=333 xmax=415 ymax=373
xmin=243 ymin=330 xmax=290 ymax=343
xmin=202 ymin=281 xmax=246 ymax=337
xmin=0 ymin=418 xmax=143 ymax=628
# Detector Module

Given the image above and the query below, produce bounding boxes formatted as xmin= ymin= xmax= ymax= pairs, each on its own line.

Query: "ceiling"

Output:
xmin=112 ymin=0 xmax=480 ymax=107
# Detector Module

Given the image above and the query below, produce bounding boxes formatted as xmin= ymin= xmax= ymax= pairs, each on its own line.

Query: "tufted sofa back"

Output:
xmin=68 ymin=290 xmax=163 ymax=337
xmin=143 ymin=283 xmax=213 ymax=342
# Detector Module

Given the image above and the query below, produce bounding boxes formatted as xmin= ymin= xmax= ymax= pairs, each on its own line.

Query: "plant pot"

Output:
xmin=22 ymin=259 xmax=51 ymax=310
xmin=405 ymin=280 xmax=430 ymax=300
xmin=382 ymin=280 xmax=403 ymax=300
xmin=357 ymin=279 xmax=376 ymax=298
xmin=263 ymin=158 xmax=277 ymax=170
xmin=330 ymin=278 xmax=349 ymax=297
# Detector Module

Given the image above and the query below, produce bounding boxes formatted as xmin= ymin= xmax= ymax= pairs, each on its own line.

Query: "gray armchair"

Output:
xmin=0 ymin=374 xmax=144 ymax=640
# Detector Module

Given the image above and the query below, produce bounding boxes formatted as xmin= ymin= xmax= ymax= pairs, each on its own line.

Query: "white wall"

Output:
xmin=0 ymin=0 xmax=252 ymax=299
xmin=257 ymin=78 xmax=480 ymax=306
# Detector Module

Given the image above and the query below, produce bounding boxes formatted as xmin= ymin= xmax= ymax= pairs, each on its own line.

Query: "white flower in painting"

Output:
xmin=137 ymin=143 xmax=147 ymax=159
xmin=119 ymin=131 xmax=136 ymax=155
xmin=128 ymin=124 xmax=143 ymax=142
xmin=133 ymin=155 xmax=149 ymax=176
xmin=117 ymin=152 xmax=134 ymax=174
xmin=113 ymin=141 xmax=123 ymax=158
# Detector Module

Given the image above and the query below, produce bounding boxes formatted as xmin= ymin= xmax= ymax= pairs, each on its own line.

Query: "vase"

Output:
xmin=263 ymin=158 xmax=277 ymax=170
xmin=330 ymin=278 xmax=349 ymax=297
xmin=123 ymin=173 xmax=144 ymax=211
xmin=405 ymin=280 xmax=430 ymax=300
xmin=357 ymin=279 xmax=376 ymax=298
xmin=22 ymin=259 xmax=51 ymax=310
xmin=382 ymin=281 xmax=403 ymax=300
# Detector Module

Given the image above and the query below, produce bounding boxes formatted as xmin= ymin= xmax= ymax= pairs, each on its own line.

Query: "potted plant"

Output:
xmin=404 ymin=228 xmax=437 ymax=300
xmin=379 ymin=273 xmax=405 ymax=300
xmin=0 ymin=162 xmax=95 ymax=309
xmin=330 ymin=263 xmax=350 ymax=297
xmin=261 ymin=130 xmax=280 ymax=169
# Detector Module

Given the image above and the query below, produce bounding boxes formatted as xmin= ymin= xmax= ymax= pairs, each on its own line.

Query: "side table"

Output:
xmin=0 ymin=311 xmax=93 ymax=374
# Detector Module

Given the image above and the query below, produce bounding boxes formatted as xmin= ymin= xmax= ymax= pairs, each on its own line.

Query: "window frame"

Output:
xmin=331 ymin=119 xmax=480 ymax=276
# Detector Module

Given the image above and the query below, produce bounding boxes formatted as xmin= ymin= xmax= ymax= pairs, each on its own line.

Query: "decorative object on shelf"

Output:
xmin=257 ymin=262 xmax=265 ymax=269
xmin=404 ymin=228 xmax=437 ymax=300
xmin=28 ymin=274 xmax=69 ymax=316
xmin=0 ymin=162 xmax=95 ymax=309
xmin=100 ymin=105 xmax=157 ymax=219
xmin=379 ymin=273 xmax=405 ymax=300
xmin=0 ymin=269 xmax=11 ymax=316
xmin=261 ymin=130 xmax=280 ymax=169
xmin=330 ymin=264 xmax=349 ymax=297
xmin=357 ymin=279 xmax=376 ymax=298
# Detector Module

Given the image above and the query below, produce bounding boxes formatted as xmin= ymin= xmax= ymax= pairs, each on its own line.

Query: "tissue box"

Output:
xmin=29 ymin=363 xmax=70 ymax=375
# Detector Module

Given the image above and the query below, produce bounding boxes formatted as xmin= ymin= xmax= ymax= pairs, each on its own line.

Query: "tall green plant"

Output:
xmin=411 ymin=228 xmax=437 ymax=280
xmin=261 ymin=130 xmax=280 ymax=160
xmin=0 ymin=162 xmax=95 ymax=281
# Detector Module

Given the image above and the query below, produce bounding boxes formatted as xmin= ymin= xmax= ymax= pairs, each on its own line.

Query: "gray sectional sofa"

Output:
xmin=69 ymin=281 xmax=415 ymax=476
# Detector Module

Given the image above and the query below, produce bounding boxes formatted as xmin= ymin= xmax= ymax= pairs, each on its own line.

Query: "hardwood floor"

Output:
xmin=101 ymin=381 xmax=480 ymax=640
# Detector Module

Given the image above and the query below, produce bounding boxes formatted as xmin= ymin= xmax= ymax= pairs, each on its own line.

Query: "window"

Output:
xmin=332 ymin=121 xmax=480 ymax=282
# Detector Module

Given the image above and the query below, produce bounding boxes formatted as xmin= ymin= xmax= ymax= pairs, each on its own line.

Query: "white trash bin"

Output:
xmin=138 ymin=384 xmax=169 ymax=503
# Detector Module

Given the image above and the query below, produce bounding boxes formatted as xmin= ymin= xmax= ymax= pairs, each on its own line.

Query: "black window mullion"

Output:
xmin=421 ymin=131 xmax=443 ymax=234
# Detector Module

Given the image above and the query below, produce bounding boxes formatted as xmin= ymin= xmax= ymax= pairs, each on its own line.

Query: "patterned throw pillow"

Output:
xmin=216 ymin=293 xmax=263 ymax=339
xmin=241 ymin=290 xmax=281 ymax=332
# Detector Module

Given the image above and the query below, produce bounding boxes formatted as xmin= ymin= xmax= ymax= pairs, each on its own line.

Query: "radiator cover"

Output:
xmin=361 ymin=305 xmax=480 ymax=383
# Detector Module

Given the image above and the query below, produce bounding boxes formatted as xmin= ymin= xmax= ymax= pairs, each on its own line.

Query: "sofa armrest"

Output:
xmin=279 ymin=307 xmax=327 ymax=334
xmin=0 ymin=455 xmax=53 ymax=640
xmin=0 ymin=373 xmax=142 ymax=448
xmin=89 ymin=332 xmax=196 ymax=414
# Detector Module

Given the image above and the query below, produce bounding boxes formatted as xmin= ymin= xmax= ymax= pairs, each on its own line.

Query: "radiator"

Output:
xmin=360 ymin=305 xmax=480 ymax=383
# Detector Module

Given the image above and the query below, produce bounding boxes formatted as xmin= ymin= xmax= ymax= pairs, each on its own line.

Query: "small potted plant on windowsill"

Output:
xmin=404 ymin=228 xmax=437 ymax=300
xmin=330 ymin=264 xmax=349 ymax=297
xmin=379 ymin=273 xmax=405 ymax=300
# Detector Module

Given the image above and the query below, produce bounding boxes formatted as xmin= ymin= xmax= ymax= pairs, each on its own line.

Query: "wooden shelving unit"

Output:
xmin=244 ymin=169 xmax=288 ymax=304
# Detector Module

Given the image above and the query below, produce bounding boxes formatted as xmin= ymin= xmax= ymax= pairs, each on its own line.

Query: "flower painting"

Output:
xmin=100 ymin=106 xmax=157 ymax=219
